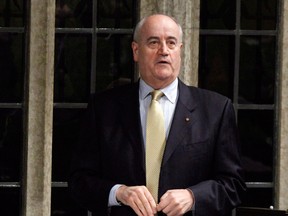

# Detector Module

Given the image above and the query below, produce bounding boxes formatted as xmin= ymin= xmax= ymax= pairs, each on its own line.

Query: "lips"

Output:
xmin=157 ymin=60 xmax=170 ymax=64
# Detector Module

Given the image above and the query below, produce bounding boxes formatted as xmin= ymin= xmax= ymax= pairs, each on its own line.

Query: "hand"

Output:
xmin=116 ymin=185 xmax=157 ymax=216
xmin=157 ymin=189 xmax=194 ymax=216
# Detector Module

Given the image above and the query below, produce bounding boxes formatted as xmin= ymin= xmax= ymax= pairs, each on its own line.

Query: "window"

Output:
xmin=52 ymin=1 xmax=138 ymax=215
xmin=0 ymin=1 xmax=138 ymax=215
xmin=199 ymin=0 xmax=279 ymax=208
xmin=0 ymin=0 xmax=25 ymax=214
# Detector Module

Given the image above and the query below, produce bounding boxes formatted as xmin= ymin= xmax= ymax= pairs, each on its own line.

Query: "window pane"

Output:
xmin=0 ymin=0 xmax=25 ymax=27
xmin=200 ymin=0 xmax=236 ymax=30
xmin=56 ymin=0 xmax=92 ymax=28
xmin=0 ymin=109 xmax=22 ymax=182
xmin=239 ymin=36 xmax=275 ymax=104
xmin=54 ymin=34 xmax=91 ymax=102
xmin=0 ymin=188 xmax=20 ymax=215
xmin=0 ymin=33 xmax=24 ymax=103
xmin=55 ymin=0 xmax=137 ymax=29
xmin=51 ymin=187 xmax=87 ymax=216
xmin=241 ymin=0 xmax=277 ymax=30
xmin=238 ymin=110 xmax=273 ymax=182
xmin=52 ymin=109 xmax=86 ymax=181
xmin=97 ymin=0 xmax=136 ymax=28
xmin=241 ymin=188 xmax=273 ymax=208
xmin=198 ymin=35 xmax=235 ymax=99
xmin=95 ymin=34 xmax=133 ymax=91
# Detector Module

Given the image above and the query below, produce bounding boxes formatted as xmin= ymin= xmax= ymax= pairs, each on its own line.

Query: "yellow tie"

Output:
xmin=146 ymin=90 xmax=166 ymax=202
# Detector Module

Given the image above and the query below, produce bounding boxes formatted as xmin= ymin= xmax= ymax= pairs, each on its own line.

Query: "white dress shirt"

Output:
xmin=108 ymin=78 xmax=179 ymax=206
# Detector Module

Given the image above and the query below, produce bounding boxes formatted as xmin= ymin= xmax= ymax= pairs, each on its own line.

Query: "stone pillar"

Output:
xmin=139 ymin=0 xmax=200 ymax=86
xmin=22 ymin=0 xmax=55 ymax=215
xmin=275 ymin=0 xmax=288 ymax=211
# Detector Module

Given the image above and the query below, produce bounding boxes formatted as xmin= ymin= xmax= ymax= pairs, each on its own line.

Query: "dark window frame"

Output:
xmin=199 ymin=0 xmax=280 ymax=208
xmin=52 ymin=1 xmax=139 ymax=215
xmin=0 ymin=1 xmax=139 ymax=215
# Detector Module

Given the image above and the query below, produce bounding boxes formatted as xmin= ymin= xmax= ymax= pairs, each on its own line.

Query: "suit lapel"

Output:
xmin=162 ymin=80 xmax=197 ymax=166
xmin=113 ymin=81 xmax=199 ymax=169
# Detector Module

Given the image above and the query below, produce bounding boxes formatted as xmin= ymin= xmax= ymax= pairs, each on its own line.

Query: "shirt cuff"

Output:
xmin=108 ymin=184 xmax=123 ymax=207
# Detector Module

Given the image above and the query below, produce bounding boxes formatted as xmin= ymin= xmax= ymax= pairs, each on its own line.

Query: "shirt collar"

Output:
xmin=139 ymin=78 xmax=178 ymax=104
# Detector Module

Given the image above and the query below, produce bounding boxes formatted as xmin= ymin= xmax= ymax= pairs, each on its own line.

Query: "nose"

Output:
xmin=158 ymin=42 xmax=169 ymax=56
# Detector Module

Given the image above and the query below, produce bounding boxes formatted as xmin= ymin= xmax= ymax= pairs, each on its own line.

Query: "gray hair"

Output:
xmin=133 ymin=14 xmax=183 ymax=43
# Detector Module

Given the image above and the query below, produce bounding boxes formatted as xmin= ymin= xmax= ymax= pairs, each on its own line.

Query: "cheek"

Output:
xmin=140 ymin=53 xmax=155 ymax=65
xmin=172 ymin=53 xmax=182 ymax=66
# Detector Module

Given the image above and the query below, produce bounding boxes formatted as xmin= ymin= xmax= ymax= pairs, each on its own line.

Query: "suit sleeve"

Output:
xmin=68 ymin=94 xmax=115 ymax=213
xmin=189 ymin=99 xmax=246 ymax=216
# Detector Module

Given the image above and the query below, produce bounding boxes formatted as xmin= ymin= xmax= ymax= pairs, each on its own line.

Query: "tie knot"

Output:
xmin=151 ymin=90 xmax=164 ymax=101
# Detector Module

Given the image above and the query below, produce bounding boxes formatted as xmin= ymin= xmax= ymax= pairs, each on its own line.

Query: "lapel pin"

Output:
xmin=185 ymin=117 xmax=190 ymax=122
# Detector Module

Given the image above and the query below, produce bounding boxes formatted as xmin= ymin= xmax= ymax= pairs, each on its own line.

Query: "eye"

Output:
xmin=148 ymin=40 xmax=159 ymax=49
xmin=167 ymin=40 xmax=177 ymax=49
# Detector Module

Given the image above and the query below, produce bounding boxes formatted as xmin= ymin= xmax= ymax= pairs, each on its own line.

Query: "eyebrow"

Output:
xmin=146 ymin=36 xmax=160 ymax=42
xmin=146 ymin=36 xmax=178 ymax=42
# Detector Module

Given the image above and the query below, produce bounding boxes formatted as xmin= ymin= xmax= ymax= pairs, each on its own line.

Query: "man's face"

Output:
xmin=132 ymin=15 xmax=183 ymax=89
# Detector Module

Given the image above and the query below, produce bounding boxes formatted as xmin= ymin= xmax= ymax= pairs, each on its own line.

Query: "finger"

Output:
xmin=157 ymin=192 xmax=169 ymax=212
xmin=129 ymin=194 xmax=149 ymax=216
xmin=136 ymin=188 xmax=157 ymax=215
xmin=159 ymin=190 xmax=192 ymax=216
xmin=136 ymin=197 xmax=150 ymax=216
xmin=117 ymin=186 xmax=157 ymax=216
xmin=161 ymin=201 xmax=185 ymax=216
xmin=163 ymin=206 xmax=181 ymax=216
xmin=143 ymin=189 xmax=157 ymax=214
xmin=158 ymin=191 xmax=179 ymax=215
xmin=129 ymin=186 xmax=156 ymax=216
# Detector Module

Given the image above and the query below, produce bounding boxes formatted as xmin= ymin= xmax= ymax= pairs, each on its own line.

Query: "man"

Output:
xmin=69 ymin=14 xmax=246 ymax=216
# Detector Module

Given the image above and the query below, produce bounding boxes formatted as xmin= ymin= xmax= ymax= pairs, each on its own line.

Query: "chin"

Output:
xmin=158 ymin=70 xmax=178 ymax=79
xmin=155 ymin=68 xmax=173 ymax=76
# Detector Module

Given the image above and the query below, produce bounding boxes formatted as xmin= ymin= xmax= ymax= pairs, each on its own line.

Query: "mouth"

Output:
xmin=157 ymin=60 xmax=170 ymax=65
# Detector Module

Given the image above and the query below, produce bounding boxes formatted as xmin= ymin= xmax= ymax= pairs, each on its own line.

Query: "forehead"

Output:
xmin=140 ymin=16 xmax=180 ymax=40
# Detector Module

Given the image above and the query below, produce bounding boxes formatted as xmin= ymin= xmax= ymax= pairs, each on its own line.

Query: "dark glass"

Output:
xmin=52 ymin=109 xmax=86 ymax=181
xmin=0 ymin=33 xmax=24 ymax=103
xmin=198 ymin=35 xmax=235 ymax=99
xmin=95 ymin=34 xmax=133 ymax=91
xmin=55 ymin=0 xmax=136 ymax=29
xmin=0 ymin=109 xmax=22 ymax=182
xmin=241 ymin=0 xmax=277 ymax=30
xmin=51 ymin=187 xmax=88 ymax=216
xmin=238 ymin=110 xmax=274 ymax=182
xmin=0 ymin=0 xmax=25 ymax=27
xmin=241 ymin=187 xmax=273 ymax=208
xmin=200 ymin=0 xmax=236 ymax=30
xmin=239 ymin=36 xmax=275 ymax=104
xmin=0 ymin=188 xmax=20 ymax=215
xmin=54 ymin=34 xmax=91 ymax=102
xmin=97 ymin=0 xmax=136 ymax=28
xmin=56 ymin=0 xmax=92 ymax=28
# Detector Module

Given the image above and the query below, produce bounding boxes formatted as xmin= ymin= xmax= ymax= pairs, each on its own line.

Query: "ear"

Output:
xmin=131 ymin=41 xmax=139 ymax=62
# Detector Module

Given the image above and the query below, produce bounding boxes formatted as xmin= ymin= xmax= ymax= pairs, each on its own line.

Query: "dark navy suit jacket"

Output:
xmin=69 ymin=79 xmax=246 ymax=216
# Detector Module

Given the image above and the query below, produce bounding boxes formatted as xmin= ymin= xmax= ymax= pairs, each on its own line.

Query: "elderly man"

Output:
xmin=69 ymin=14 xmax=246 ymax=216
